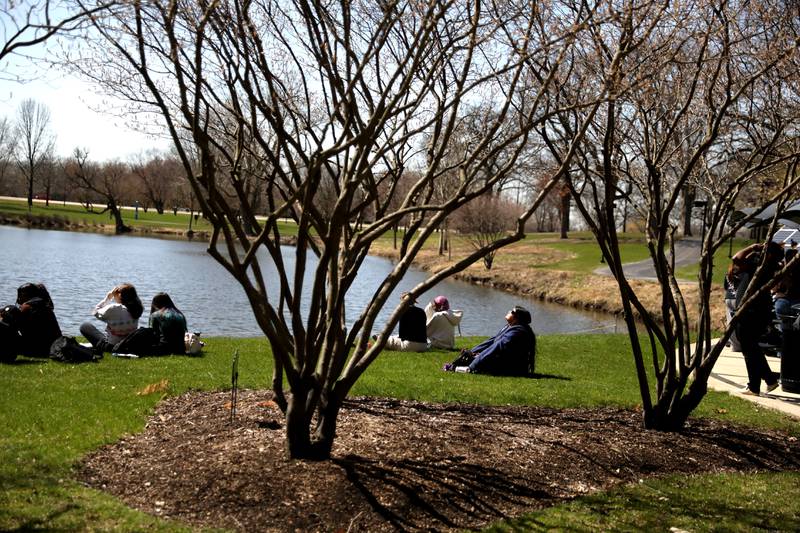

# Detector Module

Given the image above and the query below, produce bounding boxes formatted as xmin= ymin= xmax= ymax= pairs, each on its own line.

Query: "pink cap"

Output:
xmin=433 ymin=295 xmax=449 ymax=310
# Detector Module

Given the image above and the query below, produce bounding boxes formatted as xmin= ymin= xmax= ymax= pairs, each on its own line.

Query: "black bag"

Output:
xmin=50 ymin=336 xmax=100 ymax=363
xmin=0 ymin=305 xmax=21 ymax=363
xmin=0 ymin=321 xmax=19 ymax=363
xmin=450 ymin=349 xmax=475 ymax=367
xmin=113 ymin=327 xmax=162 ymax=356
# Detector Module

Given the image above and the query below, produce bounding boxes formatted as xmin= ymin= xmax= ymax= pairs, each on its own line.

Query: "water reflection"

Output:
xmin=0 ymin=225 xmax=618 ymax=337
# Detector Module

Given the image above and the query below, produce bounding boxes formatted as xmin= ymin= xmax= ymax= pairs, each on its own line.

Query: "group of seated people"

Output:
xmin=0 ymin=282 xmax=189 ymax=362
xmin=724 ymin=241 xmax=800 ymax=395
xmin=382 ymin=293 xmax=536 ymax=377
xmin=384 ymin=294 xmax=464 ymax=352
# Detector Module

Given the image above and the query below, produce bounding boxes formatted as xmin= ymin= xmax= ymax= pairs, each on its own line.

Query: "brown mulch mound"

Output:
xmin=79 ymin=390 xmax=800 ymax=532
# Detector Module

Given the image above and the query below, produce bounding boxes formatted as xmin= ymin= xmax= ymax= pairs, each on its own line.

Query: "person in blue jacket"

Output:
xmin=445 ymin=306 xmax=536 ymax=376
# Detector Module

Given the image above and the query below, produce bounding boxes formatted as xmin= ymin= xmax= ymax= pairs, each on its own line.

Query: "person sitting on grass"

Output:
xmin=15 ymin=282 xmax=62 ymax=358
xmin=148 ymin=292 xmax=188 ymax=354
xmin=444 ymin=305 xmax=536 ymax=376
xmin=80 ymin=283 xmax=143 ymax=354
xmin=383 ymin=293 xmax=429 ymax=352
xmin=113 ymin=292 xmax=189 ymax=356
xmin=424 ymin=295 xmax=463 ymax=350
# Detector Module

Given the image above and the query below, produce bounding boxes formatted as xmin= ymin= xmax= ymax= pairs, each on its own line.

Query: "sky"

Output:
xmin=0 ymin=55 xmax=170 ymax=162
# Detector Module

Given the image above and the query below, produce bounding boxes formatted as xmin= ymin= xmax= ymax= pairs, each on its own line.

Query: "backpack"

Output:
xmin=0 ymin=320 xmax=19 ymax=363
xmin=113 ymin=327 xmax=160 ymax=356
xmin=50 ymin=336 xmax=101 ymax=363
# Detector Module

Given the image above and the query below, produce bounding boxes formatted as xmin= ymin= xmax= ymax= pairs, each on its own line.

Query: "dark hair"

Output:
xmin=0 ymin=304 xmax=21 ymax=326
xmin=151 ymin=292 xmax=179 ymax=314
xmin=16 ymin=283 xmax=53 ymax=309
xmin=117 ymin=283 xmax=143 ymax=319
xmin=511 ymin=305 xmax=532 ymax=325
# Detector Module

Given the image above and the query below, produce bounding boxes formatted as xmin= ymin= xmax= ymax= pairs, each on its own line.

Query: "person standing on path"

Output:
xmin=733 ymin=243 xmax=782 ymax=396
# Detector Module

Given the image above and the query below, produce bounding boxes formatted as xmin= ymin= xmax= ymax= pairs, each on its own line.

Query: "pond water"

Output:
xmin=0 ymin=225 xmax=619 ymax=338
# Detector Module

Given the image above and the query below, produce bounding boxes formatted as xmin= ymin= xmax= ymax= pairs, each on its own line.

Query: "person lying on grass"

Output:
xmin=444 ymin=305 xmax=536 ymax=376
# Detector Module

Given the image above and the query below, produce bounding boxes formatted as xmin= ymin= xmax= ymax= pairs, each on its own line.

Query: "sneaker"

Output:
xmin=442 ymin=363 xmax=454 ymax=372
xmin=766 ymin=381 xmax=780 ymax=394
xmin=741 ymin=387 xmax=760 ymax=396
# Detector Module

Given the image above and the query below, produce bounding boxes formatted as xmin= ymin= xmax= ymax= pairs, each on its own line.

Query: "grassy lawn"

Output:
xmin=0 ymin=198 xmax=298 ymax=237
xmin=2 ymin=334 xmax=798 ymax=531
xmin=0 ymin=198 xmax=213 ymax=232
xmin=524 ymin=234 xmax=652 ymax=273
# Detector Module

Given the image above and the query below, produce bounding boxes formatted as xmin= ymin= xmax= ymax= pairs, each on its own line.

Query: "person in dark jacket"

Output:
xmin=384 ymin=293 xmax=429 ymax=352
xmin=445 ymin=306 xmax=536 ymax=376
xmin=733 ymin=242 xmax=782 ymax=396
xmin=15 ymin=283 xmax=62 ymax=357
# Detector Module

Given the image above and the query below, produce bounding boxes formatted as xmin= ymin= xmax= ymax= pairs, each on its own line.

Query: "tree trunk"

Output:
xmin=559 ymin=191 xmax=570 ymax=238
xmin=109 ymin=203 xmax=131 ymax=234
xmin=682 ymin=186 xmax=695 ymax=237
xmin=310 ymin=394 xmax=341 ymax=459
xmin=284 ymin=389 xmax=340 ymax=460
xmin=27 ymin=169 xmax=34 ymax=211
xmin=643 ymin=372 xmax=706 ymax=431
xmin=285 ymin=392 xmax=314 ymax=459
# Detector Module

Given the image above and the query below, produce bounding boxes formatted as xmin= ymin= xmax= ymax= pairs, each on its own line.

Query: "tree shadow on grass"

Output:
xmin=529 ymin=373 xmax=571 ymax=381
xmin=496 ymin=477 xmax=800 ymax=532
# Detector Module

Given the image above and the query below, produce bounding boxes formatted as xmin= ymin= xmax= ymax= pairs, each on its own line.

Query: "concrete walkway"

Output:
xmin=709 ymin=343 xmax=800 ymax=419
xmin=593 ymin=237 xmax=703 ymax=280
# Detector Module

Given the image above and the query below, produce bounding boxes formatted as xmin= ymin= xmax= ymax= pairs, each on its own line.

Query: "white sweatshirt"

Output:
xmin=93 ymin=297 xmax=139 ymax=344
xmin=426 ymin=309 xmax=463 ymax=349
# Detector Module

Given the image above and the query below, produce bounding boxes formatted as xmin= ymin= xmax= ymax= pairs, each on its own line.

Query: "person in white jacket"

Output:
xmin=79 ymin=283 xmax=143 ymax=354
xmin=425 ymin=295 xmax=463 ymax=350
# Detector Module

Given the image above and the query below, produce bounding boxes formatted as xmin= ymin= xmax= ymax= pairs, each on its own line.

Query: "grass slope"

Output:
xmin=2 ymin=334 xmax=798 ymax=531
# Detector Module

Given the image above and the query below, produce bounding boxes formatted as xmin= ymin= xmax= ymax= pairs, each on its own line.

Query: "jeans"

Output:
xmin=79 ymin=322 xmax=108 ymax=349
xmin=736 ymin=316 xmax=778 ymax=393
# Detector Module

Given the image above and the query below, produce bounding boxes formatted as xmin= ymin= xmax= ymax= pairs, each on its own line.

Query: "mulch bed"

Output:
xmin=78 ymin=390 xmax=800 ymax=532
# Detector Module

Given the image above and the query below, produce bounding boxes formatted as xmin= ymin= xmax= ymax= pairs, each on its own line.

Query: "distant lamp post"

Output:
xmin=134 ymin=200 xmax=140 ymax=220
xmin=693 ymin=200 xmax=708 ymax=242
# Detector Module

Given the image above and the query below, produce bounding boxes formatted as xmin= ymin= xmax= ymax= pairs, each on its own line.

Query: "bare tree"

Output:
xmin=130 ymin=151 xmax=182 ymax=214
xmin=0 ymin=116 xmax=15 ymax=194
xmin=14 ymin=98 xmax=54 ymax=209
xmin=78 ymin=0 xmax=600 ymax=458
xmin=541 ymin=0 xmax=800 ymax=430
xmin=38 ymin=154 xmax=58 ymax=205
xmin=453 ymin=195 xmax=521 ymax=269
xmin=65 ymin=148 xmax=131 ymax=233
